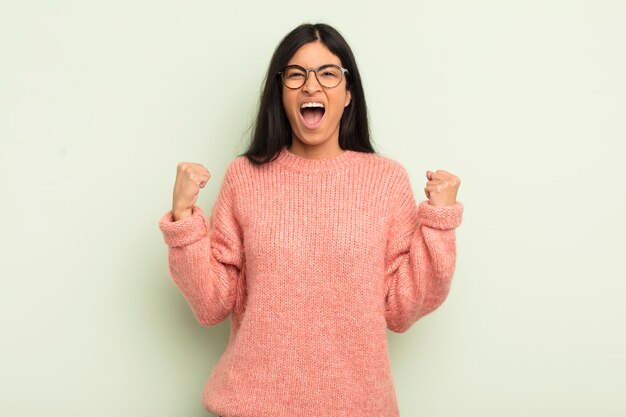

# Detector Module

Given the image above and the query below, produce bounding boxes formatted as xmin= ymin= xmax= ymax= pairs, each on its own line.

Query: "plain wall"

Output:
xmin=1 ymin=0 xmax=625 ymax=416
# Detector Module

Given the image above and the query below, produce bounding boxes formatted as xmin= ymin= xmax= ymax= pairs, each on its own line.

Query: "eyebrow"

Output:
xmin=286 ymin=63 xmax=341 ymax=67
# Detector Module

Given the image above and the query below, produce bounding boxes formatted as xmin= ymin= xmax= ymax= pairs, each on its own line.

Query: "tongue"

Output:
xmin=302 ymin=108 xmax=324 ymax=126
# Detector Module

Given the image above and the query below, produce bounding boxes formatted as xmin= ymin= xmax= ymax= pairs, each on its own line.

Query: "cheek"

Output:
xmin=328 ymin=93 xmax=348 ymax=120
xmin=281 ymin=94 xmax=301 ymax=131
xmin=282 ymin=92 xmax=297 ymax=117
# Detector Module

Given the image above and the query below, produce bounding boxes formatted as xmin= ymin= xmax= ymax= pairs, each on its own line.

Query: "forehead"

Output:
xmin=287 ymin=41 xmax=342 ymax=67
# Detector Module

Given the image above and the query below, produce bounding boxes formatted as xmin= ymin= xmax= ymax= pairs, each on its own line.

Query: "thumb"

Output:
xmin=426 ymin=170 xmax=433 ymax=181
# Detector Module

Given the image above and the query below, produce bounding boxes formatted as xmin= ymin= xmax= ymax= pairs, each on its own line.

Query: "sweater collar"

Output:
xmin=273 ymin=145 xmax=361 ymax=174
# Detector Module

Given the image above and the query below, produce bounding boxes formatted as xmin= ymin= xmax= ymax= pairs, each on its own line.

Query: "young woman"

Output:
xmin=159 ymin=23 xmax=463 ymax=417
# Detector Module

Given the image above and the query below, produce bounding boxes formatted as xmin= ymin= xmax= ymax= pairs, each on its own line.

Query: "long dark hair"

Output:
xmin=240 ymin=23 xmax=376 ymax=165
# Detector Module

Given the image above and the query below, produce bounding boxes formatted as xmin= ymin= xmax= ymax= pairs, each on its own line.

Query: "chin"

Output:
xmin=293 ymin=129 xmax=330 ymax=145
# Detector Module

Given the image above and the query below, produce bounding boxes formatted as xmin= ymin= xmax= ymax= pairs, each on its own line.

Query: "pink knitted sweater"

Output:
xmin=158 ymin=145 xmax=464 ymax=417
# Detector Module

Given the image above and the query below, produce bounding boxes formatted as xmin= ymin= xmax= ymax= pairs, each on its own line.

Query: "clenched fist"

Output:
xmin=171 ymin=162 xmax=211 ymax=221
xmin=424 ymin=169 xmax=461 ymax=207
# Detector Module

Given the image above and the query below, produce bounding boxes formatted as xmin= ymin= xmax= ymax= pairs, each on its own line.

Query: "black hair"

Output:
xmin=240 ymin=23 xmax=376 ymax=165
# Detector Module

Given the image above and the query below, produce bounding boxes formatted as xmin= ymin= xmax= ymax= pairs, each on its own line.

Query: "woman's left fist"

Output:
xmin=424 ymin=169 xmax=461 ymax=206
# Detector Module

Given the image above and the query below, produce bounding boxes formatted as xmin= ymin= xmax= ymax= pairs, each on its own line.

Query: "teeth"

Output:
xmin=300 ymin=102 xmax=325 ymax=109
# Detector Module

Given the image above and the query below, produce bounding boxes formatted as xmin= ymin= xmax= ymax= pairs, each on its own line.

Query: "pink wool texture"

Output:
xmin=158 ymin=145 xmax=464 ymax=417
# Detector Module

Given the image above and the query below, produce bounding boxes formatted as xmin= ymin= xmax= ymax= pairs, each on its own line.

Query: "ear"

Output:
xmin=344 ymin=89 xmax=352 ymax=108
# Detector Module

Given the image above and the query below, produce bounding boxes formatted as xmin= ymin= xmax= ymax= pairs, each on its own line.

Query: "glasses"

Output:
xmin=278 ymin=64 xmax=349 ymax=89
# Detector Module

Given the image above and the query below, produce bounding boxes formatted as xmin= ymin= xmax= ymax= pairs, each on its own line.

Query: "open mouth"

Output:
xmin=299 ymin=102 xmax=325 ymax=129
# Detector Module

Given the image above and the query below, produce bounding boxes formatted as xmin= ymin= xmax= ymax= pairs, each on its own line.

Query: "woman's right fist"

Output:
xmin=171 ymin=162 xmax=211 ymax=221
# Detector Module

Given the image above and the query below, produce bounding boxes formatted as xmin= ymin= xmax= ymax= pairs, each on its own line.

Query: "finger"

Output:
xmin=427 ymin=181 xmax=446 ymax=190
xmin=426 ymin=170 xmax=433 ymax=181
xmin=429 ymin=170 xmax=447 ymax=181
xmin=426 ymin=184 xmax=444 ymax=194
xmin=435 ymin=169 xmax=452 ymax=176
xmin=190 ymin=173 xmax=206 ymax=185
xmin=432 ymin=170 xmax=458 ymax=182
xmin=198 ymin=175 xmax=210 ymax=188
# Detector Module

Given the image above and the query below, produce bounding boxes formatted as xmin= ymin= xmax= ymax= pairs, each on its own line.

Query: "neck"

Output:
xmin=288 ymin=137 xmax=343 ymax=160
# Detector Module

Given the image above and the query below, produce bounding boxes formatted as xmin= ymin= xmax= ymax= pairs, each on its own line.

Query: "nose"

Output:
xmin=303 ymin=70 xmax=321 ymax=93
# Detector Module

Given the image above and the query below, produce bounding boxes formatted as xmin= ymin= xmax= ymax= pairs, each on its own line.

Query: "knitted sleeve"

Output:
xmin=384 ymin=166 xmax=464 ymax=333
xmin=157 ymin=163 xmax=244 ymax=327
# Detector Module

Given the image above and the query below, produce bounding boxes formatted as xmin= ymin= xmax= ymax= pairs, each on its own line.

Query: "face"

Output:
xmin=281 ymin=41 xmax=352 ymax=149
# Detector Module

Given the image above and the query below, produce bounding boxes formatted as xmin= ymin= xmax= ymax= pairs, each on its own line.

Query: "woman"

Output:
xmin=159 ymin=23 xmax=463 ymax=417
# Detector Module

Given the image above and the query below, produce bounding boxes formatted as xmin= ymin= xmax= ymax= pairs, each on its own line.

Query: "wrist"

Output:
xmin=172 ymin=207 xmax=193 ymax=221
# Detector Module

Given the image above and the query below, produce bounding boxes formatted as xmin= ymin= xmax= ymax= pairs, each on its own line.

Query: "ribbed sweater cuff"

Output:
xmin=417 ymin=200 xmax=464 ymax=230
xmin=158 ymin=205 xmax=208 ymax=247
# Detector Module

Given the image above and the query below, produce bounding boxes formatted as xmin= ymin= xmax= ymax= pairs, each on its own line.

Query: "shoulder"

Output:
xmin=221 ymin=155 xmax=251 ymax=185
xmin=362 ymin=151 xmax=412 ymax=189
xmin=368 ymin=152 xmax=407 ymax=172
xmin=226 ymin=155 xmax=248 ymax=172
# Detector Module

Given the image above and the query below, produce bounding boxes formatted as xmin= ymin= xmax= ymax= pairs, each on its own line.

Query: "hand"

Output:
xmin=424 ymin=169 xmax=460 ymax=206
xmin=171 ymin=162 xmax=211 ymax=220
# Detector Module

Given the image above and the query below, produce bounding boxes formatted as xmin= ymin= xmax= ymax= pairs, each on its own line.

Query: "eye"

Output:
xmin=318 ymin=66 xmax=341 ymax=78
xmin=284 ymin=67 xmax=306 ymax=79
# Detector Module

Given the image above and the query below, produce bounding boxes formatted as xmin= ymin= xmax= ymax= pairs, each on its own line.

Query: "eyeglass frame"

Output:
xmin=278 ymin=64 xmax=350 ymax=90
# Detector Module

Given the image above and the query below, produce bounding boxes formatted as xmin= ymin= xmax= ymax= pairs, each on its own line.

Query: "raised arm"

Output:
xmin=384 ymin=167 xmax=463 ymax=333
xmin=158 ymin=162 xmax=244 ymax=327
